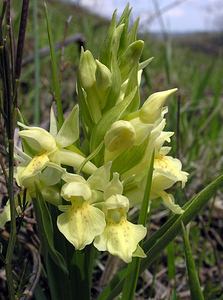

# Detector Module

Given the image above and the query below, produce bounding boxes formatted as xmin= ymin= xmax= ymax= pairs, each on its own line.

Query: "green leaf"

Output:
xmin=56 ymin=105 xmax=79 ymax=148
xmin=192 ymin=61 xmax=215 ymax=106
xmin=139 ymin=57 xmax=154 ymax=70
xmin=127 ymin=18 xmax=139 ymax=44
xmin=33 ymin=185 xmax=68 ymax=274
xmin=99 ymin=10 xmax=117 ymax=66
xmin=118 ymin=5 xmax=131 ymax=55
xmin=98 ymin=174 xmax=223 ymax=300
xmin=181 ymin=222 xmax=204 ymax=300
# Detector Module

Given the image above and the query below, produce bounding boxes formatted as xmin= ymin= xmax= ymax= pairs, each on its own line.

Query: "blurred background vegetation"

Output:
xmin=1 ymin=0 xmax=223 ymax=299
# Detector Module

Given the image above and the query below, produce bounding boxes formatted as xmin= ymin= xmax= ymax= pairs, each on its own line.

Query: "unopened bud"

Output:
xmin=104 ymin=120 xmax=136 ymax=152
xmin=140 ymin=88 xmax=177 ymax=123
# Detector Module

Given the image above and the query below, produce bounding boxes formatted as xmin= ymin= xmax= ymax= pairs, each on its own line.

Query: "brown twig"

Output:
xmin=22 ymin=33 xmax=85 ymax=67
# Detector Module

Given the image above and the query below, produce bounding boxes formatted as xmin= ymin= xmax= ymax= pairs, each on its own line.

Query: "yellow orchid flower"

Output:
xmin=15 ymin=147 xmax=64 ymax=205
xmin=151 ymin=155 xmax=188 ymax=214
xmin=94 ymin=173 xmax=147 ymax=263
xmin=57 ymin=164 xmax=112 ymax=250
xmin=18 ymin=105 xmax=97 ymax=184
xmin=125 ymin=154 xmax=188 ymax=214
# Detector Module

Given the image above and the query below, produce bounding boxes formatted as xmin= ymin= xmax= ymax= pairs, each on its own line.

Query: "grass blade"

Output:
xmin=181 ymin=222 xmax=204 ymax=300
xmin=44 ymin=2 xmax=63 ymax=128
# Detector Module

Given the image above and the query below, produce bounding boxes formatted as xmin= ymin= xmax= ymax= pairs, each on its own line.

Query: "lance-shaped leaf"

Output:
xmin=34 ymin=185 xmax=68 ymax=274
xmin=181 ymin=222 xmax=205 ymax=300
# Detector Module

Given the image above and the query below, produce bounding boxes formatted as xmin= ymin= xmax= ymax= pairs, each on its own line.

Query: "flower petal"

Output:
xmin=19 ymin=127 xmax=56 ymax=153
xmin=105 ymin=194 xmax=129 ymax=211
xmin=159 ymin=191 xmax=184 ymax=214
xmin=57 ymin=202 xmax=105 ymax=250
xmin=87 ymin=162 xmax=111 ymax=191
xmin=16 ymin=154 xmax=49 ymax=187
xmin=94 ymin=218 xmax=147 ymax=263
xmin=56 ymin=105 xmax=79 ymax=148
xmin=61 ymin=182 xmax=92 ymax=202
xmin=153 ymin=155 xmax=188 ymax=190
xmin=104 ymin=172 xmax=123 ymax=199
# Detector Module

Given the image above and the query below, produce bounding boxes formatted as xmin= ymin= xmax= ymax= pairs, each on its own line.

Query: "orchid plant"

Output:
xmin=3 ymin=5 xmax=220 ymax=300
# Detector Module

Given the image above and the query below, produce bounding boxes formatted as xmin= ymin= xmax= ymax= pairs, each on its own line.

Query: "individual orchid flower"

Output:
xmin=103 ymin=88 xmax=176 ymax=164
xmin=94 ymin=173 xmax=147 ymax=263
xmin=122 ymin=116 xmax=188 ymax=214
xmin=57 ymin=164 xmax=112 ymax=250
xmin=18 ymin=105 xmax=97 ymax=180
xmin=151 ymin=155 xmax=188 ymax=214
xmin=15 ymin=148 xmax=64 ymax=205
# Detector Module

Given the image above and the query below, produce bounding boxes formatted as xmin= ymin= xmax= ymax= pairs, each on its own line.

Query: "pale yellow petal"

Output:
xmin=159 ymin=191 xmax=184 ymax=214
xmin=94 ymin=219 xmax=147 ymax=263
xmin=129 ymin=117 xmax=152 ymax=145
xmin=19 ymin=127 xmax=56 ymax=153
xmin=57 ymin=202 xmax=105 ymax=250
xmin=104 ymin=173 xmax=123 ymax=199
xmin=62 ymin=172 xmax=86 ymax=184
xmin=16 ymin=154 xmax=49 ymax=188
xmin=61 ymin=182 xmax=92 ymax=202
xmin=87 ymin=162 xmax=111 ymax=191
xmin=153 ymin=155 xmax=188 ymax=190
xmin=105 ymin=194 xmax=129 ymax=211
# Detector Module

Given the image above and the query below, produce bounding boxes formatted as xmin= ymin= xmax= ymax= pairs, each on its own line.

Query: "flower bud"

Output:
xmin=104 ymin=120 xmax=136 ymax=152
xmin=119 ymin=40 xmax=144 ymax=80
xmin=19 ymin=127 xmax=57 ymax=153
xmin=95 ymin=60 xmax=112 ymax=91
xmin=79 ymin=50 xmax=96 ymax=89
xmin=140 ymin=88 xmax=177 ymax=123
